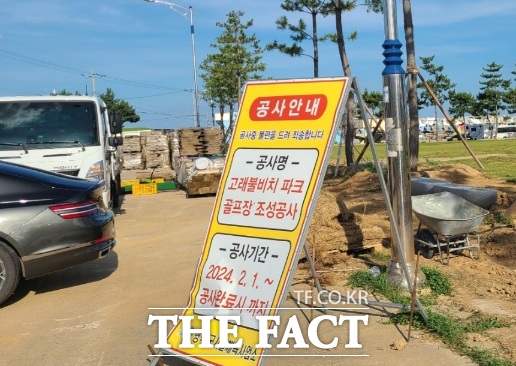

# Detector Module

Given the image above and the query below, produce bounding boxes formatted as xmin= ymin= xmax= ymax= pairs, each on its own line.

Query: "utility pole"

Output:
xmin=210 ymin=98 xmax=215 ymax=127
xmin=82 ymin=65 xmax=105 ymax=96
xmin=235 ymin=28 xmax=241 ymax=110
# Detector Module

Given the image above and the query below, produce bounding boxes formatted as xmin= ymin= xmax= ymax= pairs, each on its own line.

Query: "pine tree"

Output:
xmin=418 ymin=55 xmax=456 ymax=141
xmin=503 ymin=63 xmax=516 ymax=115
xmin=99 ymin=88 xmax=140 ymax=124
xmin=362 ymin=89 xmax=384 ymax=117
xmin=478 ymin=61 xmax=511 ymax=137
xmin=266 ymin=0 xmax=327 ymax=77
xmin=200 ymin=11 xmax=265 ymax=142
xmin=448 ymin=91 xmax=476 ymax=123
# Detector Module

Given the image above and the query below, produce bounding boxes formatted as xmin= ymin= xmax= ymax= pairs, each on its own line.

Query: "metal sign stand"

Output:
xmin=146 ymin=344 xmax=165 ymax=366
xmin=302 ymin=242 xmax=328 ymax=314
xmin=353 ymin=76 xmax=428 ymax=321
xmin=295 ymin=77 xmax=428 ymax=322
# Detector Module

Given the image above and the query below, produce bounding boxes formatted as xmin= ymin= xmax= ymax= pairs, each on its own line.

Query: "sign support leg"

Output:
xmin=303 ymin=242 xmax=328 ymax=314
xmin=146 ymin=344 xmax=165 ymax=366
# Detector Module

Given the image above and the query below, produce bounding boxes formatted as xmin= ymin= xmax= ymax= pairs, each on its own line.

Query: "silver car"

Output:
xmin=0 ymin=161 xmax=116 ymax=305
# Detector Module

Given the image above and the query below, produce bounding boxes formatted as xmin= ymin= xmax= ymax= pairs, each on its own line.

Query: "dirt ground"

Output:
xmin=0 ymin=163 xmax=514 ymax=366
xmin=304 ymin=162 xmax=516 ymax=363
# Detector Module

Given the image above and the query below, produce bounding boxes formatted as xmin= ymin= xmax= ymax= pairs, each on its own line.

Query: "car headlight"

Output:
xmin=86 ymin=160 xmax=104 ymax=181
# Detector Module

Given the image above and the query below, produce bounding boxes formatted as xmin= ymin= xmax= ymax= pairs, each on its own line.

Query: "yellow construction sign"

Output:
xmin=162 ymin=77 xmax=350 ymax=366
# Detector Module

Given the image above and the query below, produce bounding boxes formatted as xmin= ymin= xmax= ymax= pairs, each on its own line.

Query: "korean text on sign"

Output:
xmin=194 ymin=234 xmax=290 ymax=330
xmin=249 ymin=94 xmax=328 ymax=121
xmin=218 ymin=148 xmax=318 ymax=231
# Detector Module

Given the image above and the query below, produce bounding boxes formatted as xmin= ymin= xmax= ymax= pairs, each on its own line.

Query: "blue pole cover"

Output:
xmin=382 ymin=39 xmax=404 ymax=76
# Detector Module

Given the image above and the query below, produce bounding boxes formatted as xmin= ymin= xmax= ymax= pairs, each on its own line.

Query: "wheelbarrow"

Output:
xmin=412 ymin=192 xmax=490 ymax=265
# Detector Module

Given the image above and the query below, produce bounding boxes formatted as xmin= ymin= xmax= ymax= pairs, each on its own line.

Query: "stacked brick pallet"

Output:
xmin=200 ymin=128 xmax=224 ymax=155
xmin=141 ymin=131 xmax=170 ymax=169
xmin=122 ymin=131 xmax=171 ymax=170
xmin=177 ymin=128 xmax=223 ymax=157
xmin=122 ymin=134 xmax=145 ymax=170
xmin=173 ymin=128 xmax=225 ymax=197
xmin=121 ymin=128 xmax=224 ymax=197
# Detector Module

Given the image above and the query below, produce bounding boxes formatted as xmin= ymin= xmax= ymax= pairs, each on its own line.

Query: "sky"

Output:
xmin=0 ymin=0 xmax=515 ymax=130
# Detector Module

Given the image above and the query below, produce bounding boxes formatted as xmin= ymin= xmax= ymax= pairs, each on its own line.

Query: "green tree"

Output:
xmin=362 ymin=89 xmax=383 ymax=117
xmin=266 ymin=0 xmax=327 ymax=77
xmin=200 ymin=10 xmax=265 ymax=142
xmin=448 ymin=91 xmax=476 ymax=122
xmin=364 ymin=0 xmax=382 ymax=12
xmin=201 ymin=53 xmax=233 ymax=131
xmin=478 ymin=61 xmax=511 ymax=138
xmin=503 ymin=88 xmax=516 ymax=115
xmin=55 ymin=89 xmax=82 ymax=96
xmin=359 ymin=89 xmax=384 ymax=143
xmin=418 ymin=55 xmax=456 ymax=141
xmin=506 ymin=63 xmax=516 ymax=114
xmin=99 ymin=88 xmax=140 ymax=124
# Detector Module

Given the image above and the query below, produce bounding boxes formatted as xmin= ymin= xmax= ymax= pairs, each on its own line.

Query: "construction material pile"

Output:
xmin=177 ymin=128 xmax=223 ymax=156
xmin=121 ymin=128 xmax=225 ymax=196
xmin=122 ymin=134 xmax=145 ymax=170
xmin=169 ymin=127 xmax=225 ymax=197
xmin=122 ymin=131 xmax=171 ymax=170
xmin=175 ymin=156 xmax=225 ymax=197
xmin=141 ymin=131 xmax=170 ymax=169
xmin=169 ymin=131 xmax=181 ymax=172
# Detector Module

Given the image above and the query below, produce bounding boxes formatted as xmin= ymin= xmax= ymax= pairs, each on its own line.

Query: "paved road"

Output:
xmin=0 ymin=191 xmax=213 ymax=366
xmin=0 ymin=191 xmax=474 ymax=366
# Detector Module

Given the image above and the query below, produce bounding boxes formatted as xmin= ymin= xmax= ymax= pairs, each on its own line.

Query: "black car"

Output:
xmin=0 ymin=161 xmax=116 ymax=305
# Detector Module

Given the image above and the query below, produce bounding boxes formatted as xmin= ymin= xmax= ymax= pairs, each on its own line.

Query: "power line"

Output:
xmin=125 ymin=91 xmax=184 ymax=99
xmin=137 ymin=108 xmax=192 ymax=118
xmin=102 ymin=75 xmax=186 ymax=92
xmin=0 ymin=48 xmax=188 ymax=93
xmin=0 ymin=49 xmax=84 ymax=76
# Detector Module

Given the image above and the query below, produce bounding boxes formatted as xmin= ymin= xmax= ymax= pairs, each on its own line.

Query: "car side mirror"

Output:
xmin=109 ymin=136 xmax=123 ymax=147
xmin=109 ymin=113 xmax=123 ymax=135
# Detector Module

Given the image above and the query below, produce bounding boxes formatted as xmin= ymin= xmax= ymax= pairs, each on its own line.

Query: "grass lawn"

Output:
xmin=332 ymin=139 xmax=516 ymax=182
xmin=122 ymin=127 xmax=152 ymax=132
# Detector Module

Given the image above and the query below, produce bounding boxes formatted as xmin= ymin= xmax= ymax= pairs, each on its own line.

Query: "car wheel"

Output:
xmin=0 ymin=242 xmax=21 ymax=305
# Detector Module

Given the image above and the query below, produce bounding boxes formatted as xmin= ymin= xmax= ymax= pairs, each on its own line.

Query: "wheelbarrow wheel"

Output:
xmin=415 ymin=229 xmax=436 ymax=259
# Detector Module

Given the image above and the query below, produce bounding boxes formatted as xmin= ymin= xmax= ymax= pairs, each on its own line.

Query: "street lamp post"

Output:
xmin=144 ymin=0 xmax=201 ymax=128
